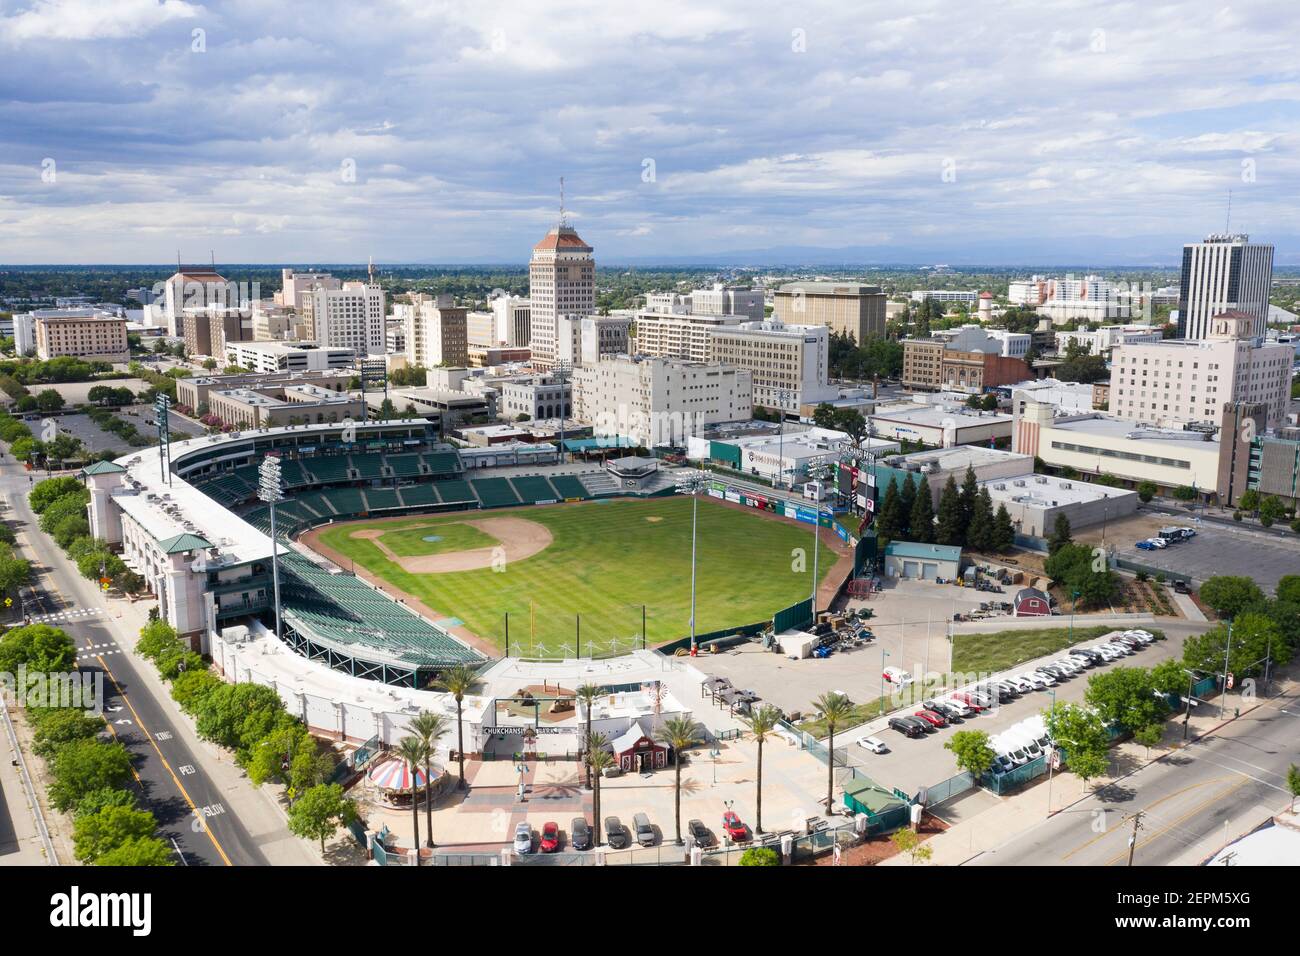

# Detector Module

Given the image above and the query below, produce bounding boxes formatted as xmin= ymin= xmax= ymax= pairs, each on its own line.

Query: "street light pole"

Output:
xmin=675 ymin=474 xmax=707 ymax=655
xmin=879 ymin=649 xmax=890 ymax=717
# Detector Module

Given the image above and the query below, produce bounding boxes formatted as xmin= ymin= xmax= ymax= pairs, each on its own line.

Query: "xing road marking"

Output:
xmin=96 ymin=654 xmax=234 ymax=867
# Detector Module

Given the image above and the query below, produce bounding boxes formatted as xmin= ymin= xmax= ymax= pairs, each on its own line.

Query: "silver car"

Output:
xmin=513 ymin=822 xmax=533 ymax=854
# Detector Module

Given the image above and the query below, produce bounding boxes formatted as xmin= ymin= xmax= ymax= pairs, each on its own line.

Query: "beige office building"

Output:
xmin=35 ymin=311 xmax=129 ymax=363
xmin=1110 ymin=311 xmax=1293 ymax=430
xmin=301 ymin=280 xmax=386 ymax=355
xmin=706 ymin=322 xmax=836 ymax=414
xmin=528 ymin=225 xmax=594 ymax=369
xmin=405 ymin=294 xmax=468 ymax=369
xmin=631 ymin=310 xmax=743 ymax=362
xmin=572 ymin=355 xmax=752 ymax=447
xmin=772 ymin=281 xmax=886 ymax=342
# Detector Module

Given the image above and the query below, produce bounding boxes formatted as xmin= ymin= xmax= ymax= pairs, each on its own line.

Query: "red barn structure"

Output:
xmin=1013 ymin=587 xmax=1052 ymax=617
xmin=611 ymin=720 xmax=668 ymax=773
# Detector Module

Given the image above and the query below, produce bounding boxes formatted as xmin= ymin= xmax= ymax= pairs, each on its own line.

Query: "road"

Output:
xmin=2 ymin=465 xmax=272 ymax=867
xmin=971 ymin=683 xmax=1300 ymax=865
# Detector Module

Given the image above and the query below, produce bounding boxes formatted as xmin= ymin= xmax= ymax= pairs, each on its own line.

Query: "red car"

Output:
xmin=913 ymin=709 xmax=948 ymax=729
xmin=540 ymin=821 xmax=560 ymax=853
xmin=721 ymin=811 xmax=748 ymax=842
xmin=951 ymin=693 xmax=986 ymax=712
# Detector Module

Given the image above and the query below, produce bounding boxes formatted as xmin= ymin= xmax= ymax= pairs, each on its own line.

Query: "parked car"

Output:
xmin=540 ymin=821 xmax=560 ymax=853
xmin=721 ymin=811 xmax=748 ymax=842
xmin=856 ymin=735 xmax=888 ymax=754
xmin=605 ymin=816 xmax=631 ymax=849
xmin=914 ymin=709 xmax=949 ymax=729
xmin=1148 ymin=537 xmax=1169 ymax=549
xmin=1068 ymin=648 xmax=1103 ymax=665
xmin=1135 ymin=539 xmax=1159 ymax=551
xmin=1124 ymin=629 xmax=1157 ymax=642
xmin=924 ymin=699 xmax=964 ymax=721
xmin=882 ymin=666 xmax=914 ymax=686
xmin=936 ymin=698 xmax=974 ymax=718
xmin=633 ymin=812 xmax=656 ymax=847
xmin=686 ymin=819 xmax=713 ymax=848
xmin=1005 ymin=676 xmax=1035 ymax=693
xmin=950 ymin=692 xmax=987 ymax=712
xmin=1021 ymin=671 xmax=1052 ymax=689
xmin=993 ymin=753 xmax=1015 ymax=774
xmin=1101 ymin=641 xmax=1136 ymax=656
xmin=570 ymin=817 xmax=592 ymax=851
xmin=888 ymin=716 xmax=927 ymax=738
xmin=513 ymin=822 xmax=533 ymax=854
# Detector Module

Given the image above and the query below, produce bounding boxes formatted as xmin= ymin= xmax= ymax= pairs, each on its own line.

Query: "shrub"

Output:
xmin=739 ymin=847 xmax=781 ymax=866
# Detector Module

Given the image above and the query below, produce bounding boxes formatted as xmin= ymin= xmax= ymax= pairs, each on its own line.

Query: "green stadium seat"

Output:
xmin=350 ymin=453 xmax=384 ymax=480
xmin=386 ymin=454 xmax=423 ymax=478
xmin=548 ymin=475 xmax=592 ymax=500
xmin=469 ymin=477 xmax=520 ymax=508
xmin=435 ymin=479 xmax=475 ymax=504
xmin=364 ymin=488 xmax=401 ymax=511
xmin=397 ymin=484 xmax=439 ymax=507
xmin=307 ymin=456 xmax=352 ymax=484
xmin=510 ymin=475 xmax=560 ymax=504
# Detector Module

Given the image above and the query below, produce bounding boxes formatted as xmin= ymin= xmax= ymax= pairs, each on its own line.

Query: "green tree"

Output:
xmin=436 ymin=664 xmax=476 ymax=790
xmin=1182 ymin=612 xmax=1281 ymax=679
xmin=738 ymin=846 xmax=780 ymax=866
xmin=1276 ymin=575 xmax=1300 ymax=605
xmin=655 ymin=714 xmax=703 ymax=845
xmin=1084 ymin=666 xmax=1167 ymax=733
xmin=0 ymin=623 xmax=77 ymax=674
xmin=287 ymin=783 xmax=359 ymax=854
xmin=1259 ymin=495 xmax=1286 ymax=528
xmin=890 ymin=825 xmax=933 ymax=865
xmin=1237 ymin=489 xmax=1260 ymax=514
xmin=1198 ymin=576 xmax=1264 ymax=620
xmin=74 ymin=787 xmax=137 ymax=818
xmin=32 ymin=708 xmax=102 ymax=758
xmin=1172 ymin=485 xmax=1197 ymax=502
xmin=812 ymin=692 xmax=855 ymax=814
xmin=29 ymin=475 xmax=84 ymax=512
xmin=1047 ymin=513 xmax=1073 ymax=555
xmin=992 ymin=503 xmax=1015 ymax=552
xmin=73 ymin=805 xmax=159 ymax=864
xmin=48 ymin=739 xmax=133 ymax=812
xmin=35 ymin=388 xmax=65 ymax=412
xmin=574 ymin=683 xmax=601 ymax=788
xmin=1287 ymin=764 xmax=1300 ymax=813
xmin=94 ymin=836 xmax=175 ymax=866
xmin=967 ymin=487 xmax=994 ymax=553
xmin=586 ymin=734 xmax=613 ymax=846
xmin=396 ymin=735 xmax=427 ymax=864
xmin=935 ymin=475 xmax=964 ymax=546
xmin=408 ymin=710 xmax=449 ymax=847
xmin=1044 ymin=702 xmax=1110 ymax=791
xmin=898 ymin=472 xmax=917 ymax=536
xmin=740 ymin=704 xmax=782 ymax=836
xmin=908 ymin=476 xmax=935 ymax=543
xmin=944 ymin=729 xmax=996 ymax=778
xmin=1136 ymin=481 xmax=1157 ymax=503
xmin=1133 ymin=723 xmax=1163 ymax=756
xmin=874 ymin=480 xmax=905 ymax=542
xmin=959 ymin=465 xmax=979 ymax=532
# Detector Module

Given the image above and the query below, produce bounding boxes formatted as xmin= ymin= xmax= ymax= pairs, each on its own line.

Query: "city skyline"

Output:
xmin=2 ymin=1 xmax=1300 ymax=264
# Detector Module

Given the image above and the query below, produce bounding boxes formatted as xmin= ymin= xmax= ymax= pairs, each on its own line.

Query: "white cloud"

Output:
xmin=0 ymin=0 xmax=201 ymax=42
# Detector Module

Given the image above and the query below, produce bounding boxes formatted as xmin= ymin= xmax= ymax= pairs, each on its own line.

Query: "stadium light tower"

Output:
xmin=258 ymin=456 xmax=285 ymax=642
xmin=674 ymin=472 xmax=709 ymax=654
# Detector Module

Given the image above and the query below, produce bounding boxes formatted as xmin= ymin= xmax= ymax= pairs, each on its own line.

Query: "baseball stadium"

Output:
xmin=84 ymin=418 xmax=857 ymax=691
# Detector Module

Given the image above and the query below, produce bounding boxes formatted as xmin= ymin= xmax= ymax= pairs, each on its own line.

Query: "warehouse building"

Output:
xmin=980 ymin=473 xmax=1138 ymax=537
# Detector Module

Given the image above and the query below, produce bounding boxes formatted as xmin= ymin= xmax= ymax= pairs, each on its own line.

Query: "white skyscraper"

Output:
xmin=301 ymin=280 xmax=386 ymax=355
xmin=1177 ymin=234 xmax=1274 ymax=340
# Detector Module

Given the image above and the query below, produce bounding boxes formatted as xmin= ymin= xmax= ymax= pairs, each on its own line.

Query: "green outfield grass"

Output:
xmin=377 ymin=520 xmax=499 ymax=557
xmin=313 ymin=496 xmax=835 ymax=655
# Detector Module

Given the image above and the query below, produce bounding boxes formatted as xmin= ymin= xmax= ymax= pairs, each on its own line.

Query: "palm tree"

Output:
xmin=586 ymin=734 xmax=613 ymax=846
xmin=396 ymin=735 xmax=428 ymax=866
xmin=741 ymin=704 xmax=782 ymax=834
xmin=654 ymin=715 xmax=703 ymax=845
xmin=408 ymin=710 xmax=449 ymax=847
xmin=813 ymin=692 xmax=856 ymax=815
xmin=437 ymin=664 xmax=476 ymax=790
xmin=575 ymin=683 xmax=601 ymax=788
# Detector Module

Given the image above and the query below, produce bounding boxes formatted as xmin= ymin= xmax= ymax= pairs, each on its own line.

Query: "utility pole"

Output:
xmin=1126 ymin=810 xmax=1144 ymax=866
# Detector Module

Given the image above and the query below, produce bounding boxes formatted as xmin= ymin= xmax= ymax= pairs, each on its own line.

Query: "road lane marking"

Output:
xmin=96 ymin=655 xmax=234 ymax=867
xmin=1102 ymin=775 xmax=1253 ymax=866
xmin=1060 ymin=775 xmax=1232 ymax=862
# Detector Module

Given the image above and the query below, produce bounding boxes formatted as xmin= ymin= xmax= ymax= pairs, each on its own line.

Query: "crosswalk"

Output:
xmin=75 ymin=643 xmax=121 ymax=663
xmin=26 ymin=607 xmax=102 ymax=625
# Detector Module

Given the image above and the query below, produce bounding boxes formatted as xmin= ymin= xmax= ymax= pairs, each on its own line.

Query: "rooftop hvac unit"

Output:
xmin=1060 ymin=482 xmax=1071 ymax=489
xmin=1014 ymin=479 xmax=1026 ymax=487
xmin=1035 ymin=476 xmax=1047 ymax=484
xmin=994 ymin=483 xmax=1007 ymax=491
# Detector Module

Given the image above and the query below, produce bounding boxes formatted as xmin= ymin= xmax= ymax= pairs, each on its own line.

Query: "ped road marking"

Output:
xmin=96 ymin=654 xmax=233 ymax=867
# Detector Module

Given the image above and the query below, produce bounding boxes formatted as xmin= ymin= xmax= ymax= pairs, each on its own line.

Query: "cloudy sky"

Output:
xmin=2 ymin=0 xmax=1300 ymax=265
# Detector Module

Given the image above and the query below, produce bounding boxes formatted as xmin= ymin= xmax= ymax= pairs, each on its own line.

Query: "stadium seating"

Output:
xmin=306 ymin=456 xmax=352 ymax=484
xmin=435 ymin=479 xmax=476 ymax=504
xmin=363 ymin=488 xmax=401 ymax=511
xmin=293 ymin=491 xmax=337 ymax=518
xmin=469 ymin=477 xmax=520 ymax=508
xmin=397 ymin=484 xmax=439 ymax=508
xmin=421 ymin=451 xmax=461 ymax=477
xmin=548 ymin=474 xmax=592 ymax=500
xmin=323 ymin=487 xmax=366 ymax=516
xmin=280 ymin=460 xmax=311 ymax=487
xmin=510 ymin=475 xmax=560 ymax=504
xmin=350 ymin=453 xmax=384 ymax=480
xmin=579 ymin=472 xmax=622 ymax=496
xmin=386 ymin=454 xmax=423 ymax=478
xmin=279 ymin=553 xmax=481 ymax=667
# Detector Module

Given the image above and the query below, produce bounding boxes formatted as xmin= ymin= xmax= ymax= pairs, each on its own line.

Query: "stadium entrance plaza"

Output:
xmin=691 ymin=578 xmax=993 ymax=719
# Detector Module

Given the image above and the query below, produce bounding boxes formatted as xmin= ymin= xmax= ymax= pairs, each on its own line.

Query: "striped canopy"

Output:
xmin=368 ymin=757 xmax=436 ymax=791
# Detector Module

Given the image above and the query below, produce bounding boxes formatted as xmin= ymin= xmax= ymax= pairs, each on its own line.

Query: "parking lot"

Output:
xmin=1083 ymin=512 xmax=1300 ymax=595
xmin=834 ymin=630 xmax=1183 ymax=802
xmin=692 ymin=578 xmax=993 ymax=720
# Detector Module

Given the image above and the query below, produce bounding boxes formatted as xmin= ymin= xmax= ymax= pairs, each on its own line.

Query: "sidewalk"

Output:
xmin=881 ymin=675 xmax=1295 ymax=865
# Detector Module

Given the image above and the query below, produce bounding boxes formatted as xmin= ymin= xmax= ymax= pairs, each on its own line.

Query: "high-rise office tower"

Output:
xmin=528 ymin=217 xmax=594 ymax=370
xmin=1177 ymin=234 xmax=1273 ymax=339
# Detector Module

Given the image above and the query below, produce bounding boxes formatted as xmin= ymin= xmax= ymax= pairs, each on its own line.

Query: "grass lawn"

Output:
xmin=314 ymin=496 xmax=833 ymax=654
xmin=377 ymin=520 xmax=499 ymax=557
xmin=952 ymin=624 xmax=1165 ymax=674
